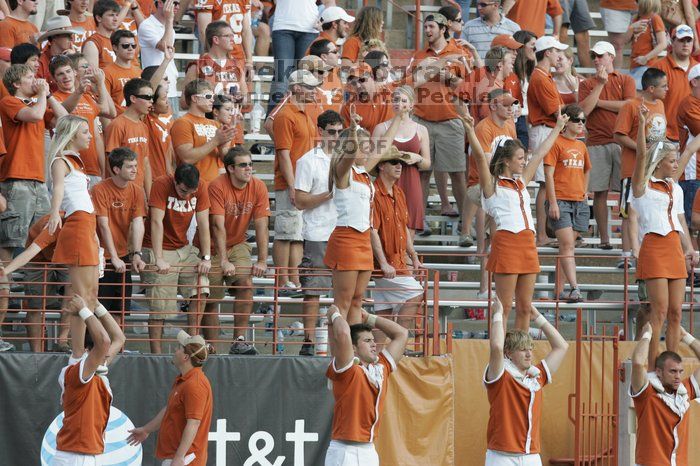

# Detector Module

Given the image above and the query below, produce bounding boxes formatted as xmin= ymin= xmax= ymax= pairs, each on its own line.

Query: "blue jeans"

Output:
xmin=268 ymin=29 xmax=319 ymax=112
xmin=680 ymin=179 xmax=700 ymax=224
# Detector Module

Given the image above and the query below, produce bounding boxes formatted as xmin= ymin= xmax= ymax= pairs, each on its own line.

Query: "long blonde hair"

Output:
xmin=637 ymin=0 xmax=661 ymax=17
xmin=351 ymin=6 xmax=383 ymax=42
xmin=328 ymin=125 xmax=370 ymax=192
xmin=48 ymin=115 xmax=89 ymax=162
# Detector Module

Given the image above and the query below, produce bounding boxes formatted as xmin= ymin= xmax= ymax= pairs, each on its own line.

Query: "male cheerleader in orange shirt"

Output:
xmin=484 ymin=299 xmax=569 ymax=465
xmin=324 ymin=305 xmax=408 ymax=465
xmin=630 ymin=322 xmax=700 ymax=466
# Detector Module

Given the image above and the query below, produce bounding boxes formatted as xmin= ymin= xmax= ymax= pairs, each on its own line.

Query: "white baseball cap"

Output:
xmin=590 ymin=41 xmax=616 ymax=57
xmin=321 ymin=6 xmax=355 ymax=24
xmin=689 ymin=63 xmax=700 ymax=81
xmin=534 ymin=36 xmax=568 ymax=53
xmin=673 ymin=24 xmax=694 ymax=40
xmin=289 ymin=69 xmax=322 ymax=87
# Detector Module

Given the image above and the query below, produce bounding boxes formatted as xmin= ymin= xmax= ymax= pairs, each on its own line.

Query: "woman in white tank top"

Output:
xmin=47 ymin=115 xmax=101 ymax=358
xmin=324 ymin=105 xmax=404 ymax=324
xmin=467 ymin=110 xmax=567 ymax=331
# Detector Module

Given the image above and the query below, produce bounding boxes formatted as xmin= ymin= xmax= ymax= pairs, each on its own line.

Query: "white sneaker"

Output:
xmin=476 ymin=290 xmax=491 ymax=299
xmin=0 ymin=339 xmax=15 ymax=352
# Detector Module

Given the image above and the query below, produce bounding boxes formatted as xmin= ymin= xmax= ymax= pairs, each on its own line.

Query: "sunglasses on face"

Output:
xmin=589 ymin=53 xmax=604 ymax=59
xmin=570 ymin=117 xmax=586 ymax=124
xmin=120 ymin=43 xmax=137 ymax=49
xmin=196 ymin=93 xmax=214 ymax=100
xmin=236 ymin=162 xmax=253 ymax=168
xmin=386 ymin=159 xmax=405 ymax=166
xmin=327 ymin=48 xmax=339 ymax=54
xmin=134 ymin=94 xmax=154 ymax=101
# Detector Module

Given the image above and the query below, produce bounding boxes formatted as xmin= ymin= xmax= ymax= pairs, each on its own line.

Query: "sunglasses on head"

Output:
xmin=236 ymin=162 xmax=253 ymax=168
xmin=120 ymin=43 xmax=137 ymax=49
xmin=570 ymin=116 xmax=586 ymax=123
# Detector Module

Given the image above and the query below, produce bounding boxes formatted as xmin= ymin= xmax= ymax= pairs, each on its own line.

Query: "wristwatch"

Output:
xmin=201 ymin=255 xmax=211 ymax=261
xmin=132 ymin=251 xmax=143 ymax=257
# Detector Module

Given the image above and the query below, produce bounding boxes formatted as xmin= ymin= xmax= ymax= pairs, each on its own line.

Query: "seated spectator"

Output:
xmin=0 ymin=0 xmax=39 ymax=48
xmin=340 ymin=6 xmax=383 ymax=67
xmin=463 ymin=0 xmax=520 ymax=59
xmin=250 ymin=0 xmax=271 ymax=57
xmin=294 ymin=110 xmax=341 ymax=356
xmin=204 ymin=146 xmax=270 ymax=355
xmin=92 ymin=148 xmax=147 ymax=317
xmin=369 ymin=148 xmax=424 ymax=343
xmin=66 ymin=0 xmax=98 ymax=50
xmin=544 ymin=104 xmax=591 ymax=303
xmin=36 ymin=16 xmax=80 ymax=90
xmin=307 ymin=41 xmax=343 ymax=113
xmin=0 ymin=212 xmax=69 ymax=352
xmin=83 ymin=0 xmax=121 ymax=70
xmin=141 ymin=164 xmax=212 ymax=354
xmin=138 ymin=0 xmax=179 ymax=113
xmin=51 ymin=55 xmax=115 ymax=188
xmin=558 ymin=0 xmax=596 ymax=68
xmin=104 ymin=77 xmax=153 ymax=193
xmin=625 ymin=0 xmax=667 ymax=86
xmin=104 ymin=30 xmax=143 ymax=112
xmin=172 ymin=79 xmax=235 ymax=183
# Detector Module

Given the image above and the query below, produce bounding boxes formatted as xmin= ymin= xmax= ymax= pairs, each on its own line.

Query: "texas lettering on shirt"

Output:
xmin=561 ymin=148 xmax=586 ymax=169
xmin=167 ymin=196 xmax=198 ymax=212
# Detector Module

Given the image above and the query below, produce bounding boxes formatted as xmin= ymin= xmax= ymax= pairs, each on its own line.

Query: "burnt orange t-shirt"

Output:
xmin=26 ymin=213 xmax=62 ymax=262
xmin=528 ymin=67 xmax=564 ymax=128
xmin=600 ymin=0 xmax=638 ymax=10
xmin=631 ymin=14 xmax=665 ymax=69
xmin=470 ymin=116 xmax=517 ymax=187
xmin=649 ymin=55 xmax=698 ymax=141
xmin=372 ymin=178 xmax=410 ymax=274
xmin=171 ymin=113 xmax=223 ymax=184
xmin=71 ymin=16 xmax=97 ymax=50
xmin=341 ymin=35 xmax=362 ymax=64
xmin=155 ymin=367 xmax=213 ymax=466
xmin=0 ymin=17 xmax=38 ymax=48
xmin=272 ymin=100 xmax=317 ymax=191
xmin=37 ymin=49 xmax=59 ymax=92
xmin=104 ymin=63 xmax=143 ymax=113
xmin=91 ymin=178 xmax=147 ymax=258
xmin=327 ymin=351 xmax=396 ymax=443
xmin=208 ymin=174 xmax=270 ymax=247
xmin=485 ymin=361 xmax=550 ymax=454
xmin=614 ymin=97 xmax=666 ymax=179
xmin=579 ymin=71 xmax=636 ymax=146
xmin=318 ymin=68 xmax=344 ymax=114
xmin=83 ymin=33 xmax=116 ymax=68
xmin=340 ymin=87 xmax=395 ymax=135
xmin=544 ymin=135 xmax=592 ymax=201
xmin=143 ymin=175 xmax=210 ymax=250
xmin=410 ymin=40 xmax=469 ymax=122
xmin=507 ymin=0 xmax=563 ymax=37
xmin=145 ymin=112 xmax=174 ymax=180
xmin=0 ymin=95 xmax=47 ymax=182
xmin=307 ymin=30 xmax=337 ymax=54
xmin=56 ymin=360 xmax=112 ymax=455
xmin=53 ymin=90 xmax=102 ymax=176
xmin=678 ymin=93 xmax=700 ymax=180
xmin=632 ymin=378 xmax=698 ymax=466
xmin=104 ymin=114 xmax=150 ymax=189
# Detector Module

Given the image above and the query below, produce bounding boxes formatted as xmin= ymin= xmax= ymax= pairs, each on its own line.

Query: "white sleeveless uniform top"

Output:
xmin=631 ymin=177 xmax=684 ymax=237
xmin=333 ymin=165 xmax=374 ymax=232
xmin=51 ymin=152 xmax=94 ymax=218
xmin=482 ymin=176 xmax=534 ymax=233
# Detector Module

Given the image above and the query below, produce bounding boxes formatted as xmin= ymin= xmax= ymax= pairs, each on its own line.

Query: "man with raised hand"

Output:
xmin=630 ymin=322 xmax=700 ymax=466
xmin=324 ymin=305 xmax=408 ymax=466
xmin=484 ymin=300 xmax=569 ymax=465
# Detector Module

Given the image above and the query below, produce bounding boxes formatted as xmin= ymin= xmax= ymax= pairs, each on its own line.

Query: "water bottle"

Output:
xmin=275 ymin=329 xmax=285 ymax=353
xmin=250 ymin=101 xmax=264 ymax=134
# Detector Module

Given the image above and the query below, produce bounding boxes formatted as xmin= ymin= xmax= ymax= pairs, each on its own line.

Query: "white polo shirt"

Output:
xmin=138 ymin=15 xmax=179 ymax=99
xmin=294 ymin=146 xmax=337 ymax=241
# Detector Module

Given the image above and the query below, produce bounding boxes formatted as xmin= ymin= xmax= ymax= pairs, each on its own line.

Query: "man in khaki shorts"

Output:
xmin=141 ymin=164 xmax=212 ymax=354
xmin=203 ymin=146 xmax=270 ymax=355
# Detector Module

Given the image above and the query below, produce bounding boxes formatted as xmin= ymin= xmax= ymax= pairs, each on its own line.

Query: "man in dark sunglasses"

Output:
xmin=463 ymin=0 xmax=520 ymax=59
xmin=340 ymin=62 xmax=393 ymax=134
xmin=104 ymin=29 xmax=142 ymax=112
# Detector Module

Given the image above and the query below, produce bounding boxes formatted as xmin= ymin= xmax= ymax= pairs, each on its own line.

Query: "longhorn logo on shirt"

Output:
xmin=103 ymin=47 xmax=116 ymax=62
xmin=562 ymin=149 xmax=585 ymax=169
xmin=225 ymin=201 xmax=253 ymax=217
xmin=646 ymin=114 xmax=667 ymax=144
xmin=201 ymin=65 xmax=215 ymax=77
xmin=167 ymin=196 xmax=198 ymax=212
xmin=194 ymin=123 xmax=217 ymax=140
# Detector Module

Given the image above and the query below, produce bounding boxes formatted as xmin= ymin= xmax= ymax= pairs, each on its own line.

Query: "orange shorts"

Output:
xmin=637 ymin=231 xmax=686 ymax=280
xmin=324 ymin=227 xmax=373 ymax=271
xmin=52 ymin=211 xmax=99 ymax=267
xmin=487 ymin=229 xmax=540 ymax=274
